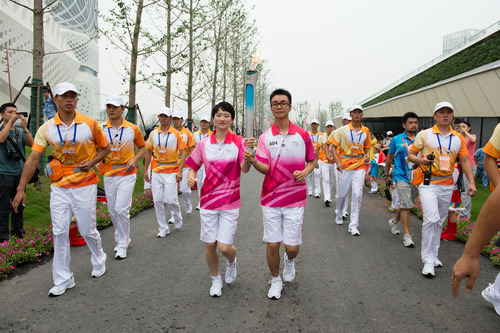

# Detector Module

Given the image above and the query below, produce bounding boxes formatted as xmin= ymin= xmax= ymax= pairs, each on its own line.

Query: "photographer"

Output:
xmin=408 ymin=102 xmax=476 ymax=278
xmin=0 ymin=102 xmax=33 ymax=243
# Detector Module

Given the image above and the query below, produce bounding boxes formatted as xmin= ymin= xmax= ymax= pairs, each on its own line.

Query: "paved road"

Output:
xmin=1 ymin=169 xmax=499 ymax=332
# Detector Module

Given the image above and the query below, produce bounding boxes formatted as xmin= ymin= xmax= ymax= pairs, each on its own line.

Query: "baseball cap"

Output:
xmin=105 ymin=95 xmax=125 ymax=107
xmin=157 ymin=106 xmax=172 ymax=116
xmin=350 ymin=105 xmax=363 ymax=112
xmin=386 ymin=131 xmax=393 ymax=136
xmin=341 ymin=113 xmax=351 ymax=121
xmin=310 ymin=118 xmax=319 ymax=124
xmin=325 ymin=120 xmax=334 ymax=127
xmin=200 ymin=115 xmax=211 ymax=122
xmin=172 ymin=111 xmax=184 ymax=119
xmin=434 ymin=101 xmax=454 ymax=114
xmin=54 ymin=82 xmax=78 ymax=96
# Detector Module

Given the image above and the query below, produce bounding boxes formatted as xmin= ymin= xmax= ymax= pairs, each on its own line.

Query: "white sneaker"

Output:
xmin=175 ymin=220 xmax=183 ymax=231
xmin=225 ymin=258 xmax=237 ymax=284
xmin=91 ymin=263 xmax=106 ymax=278
xmin=167 ymin=217 xmax=174 ymax=224
xmin=368 ymin=190 xmax=378 ymax=194
xmin=186 ymin=205 xmax=193 ymax=214
xmin=113 ymin=245 xmax=120 ymax=253
xmin=342 ymin=212 xmax=349 ymax=219
xmin=403 ymin=235 xmax=414 ymax=247
xmin=482 ymin=284 xmax=500 ymax=316
xmin=210 ymin=278 xmax=223 ymax=297
xmin=48 ymin=274 xmax=75 ymax=297
xmin=157 ymin=229 xmax=170 ymax=238
xmin=388 ymin=218 xmax=400 ymax=235
xmin=283 ymin=253 xmax=296 ymax=283
xmin=308 ymin=192 xmax=313 ymax=196
xmin=267 ymin=279 xmax=283 ymax=299
xmin=422 ymin=263 xmax=435 ymax=277
xmin=115 ymin=247 xmax=127 ymax=260
xmin=434 ymin=259 xmax=443 ymax=267
xmin=350 ymin=228 xmax=360 ymax=236
xmin=335 ymin=219 xmax=343 ymax=225
xmin=196 ymin=204 xmax=200 ymax=210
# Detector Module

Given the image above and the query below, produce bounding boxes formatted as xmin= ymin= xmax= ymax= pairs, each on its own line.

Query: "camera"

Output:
xmin=6 ymin=149 xmax=21 ymax=161
xmin=423 ymin=153 xmax=434 ymax=185
xmin=19 ymin=111 xmax=28 ymax=118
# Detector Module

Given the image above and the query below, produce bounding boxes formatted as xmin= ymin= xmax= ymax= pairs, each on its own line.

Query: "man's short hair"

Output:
xmin=212 ymin=101 xmax=235 ymax=120
xmin=402 ymin=112 xmax=418 ymax=124
xmin=0 ymin=102 xmax=16 ymax=114
xmin=270 ymin=88 xmax=292 ymax=105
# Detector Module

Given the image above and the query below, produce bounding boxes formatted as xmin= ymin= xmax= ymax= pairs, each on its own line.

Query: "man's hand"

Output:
xmin=143 ymin=173 xmax=150 ymax=183
xmin=246 ymin=137 xmax=256 ymax=150
xmin=77 ymin=160 xmax=93 ymax=172
xmin=364 ymin=153 xmax=370 ymax=165
xmin=187 ymin=176 xmax=198 ymax=188
xmin=467 ymin=183 xmax=477 ymax=197
xmin=314 ymin=160 xmax=319 ymax=169
xmin=293 ymin=170 xmax=306 ymax=182
xmin=20 ymin=114 xmax=28 ymax=130
xmin=176 ymin=170 xmax=183 ymax=182
xmin=243 ymin=149 xmax=256 ymax=165
xmin=125 ymin=161 xmax=136 ymax=173
xmin=451 ymin=254 xmax=480 ymax=298
xmin=385 ymin=174 xmax=392 ymax=187
xmin=12 ymin=191 xmax=26 ymax=214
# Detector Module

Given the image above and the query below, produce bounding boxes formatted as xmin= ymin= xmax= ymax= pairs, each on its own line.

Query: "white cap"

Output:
xmin=157 ymin=106 xmax=172 ymax=116
xmin=172 ymin=111 xmax=184 ymax=119
xmin=54 ymin=82 xmax=78 ymax=96
xmin=350 ymin=105 xmax=363 ymax=112
xmin=310 ymin=118 xmax=319 ymax=124
xmin=342 ymin=112 xmax=351 ymax=120
xmin=434 ymin=101 xmax=454 ymax=114
xmin=386 ymin=131 xmax=393 ymax=136
xmin=200 ymin=115 xmax=211 ymax=122
xmin=105 ymin=95 xmax=125 ymax=107
xmin=325 ymin=120 xmax=334 ymax=127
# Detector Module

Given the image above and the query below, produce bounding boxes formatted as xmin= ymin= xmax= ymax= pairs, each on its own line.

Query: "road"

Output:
xmin=0 ymin=169 xmax=499 ymax=332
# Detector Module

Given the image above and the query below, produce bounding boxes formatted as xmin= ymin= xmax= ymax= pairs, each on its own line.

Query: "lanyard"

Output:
xmin=57 ymin=123 xmax=77 ymax=146
xmin=402 ymin=136 xmax=413 ymax=152
xmin=158 ymin=132 xmax=170 ymax=148
xmin=108 ymin=127 xmax=124 ymax=145
xmin=311 ymin=133 xmax=319 ymax=142
xmin=436 ymin=133 xmax=452 ymax=154
xmin=350 ymin=130 xmax=363 ymax=145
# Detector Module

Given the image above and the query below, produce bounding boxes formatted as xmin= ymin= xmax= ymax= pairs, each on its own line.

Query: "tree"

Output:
xmin=292 ymin=101 xmax=311 ymax=129
xmin=328 ymin=100 xmax=344 ymax=120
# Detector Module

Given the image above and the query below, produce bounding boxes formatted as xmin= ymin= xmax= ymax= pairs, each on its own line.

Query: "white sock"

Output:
xmin=272 ymin=276 xmax=282 ymax=283
xmin=212 ymin=274 xmax=221 ymax=281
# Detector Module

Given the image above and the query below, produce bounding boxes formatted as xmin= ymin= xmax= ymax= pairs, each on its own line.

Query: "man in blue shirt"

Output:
xmin=0 ymin=102 xmax=33 ymax=243
xmin=384 ymin=112 xmax=419 ymax=247
xmin=43 ymin=89 xmax=57 ymax=120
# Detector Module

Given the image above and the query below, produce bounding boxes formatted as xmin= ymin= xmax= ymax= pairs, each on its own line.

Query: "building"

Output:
xmin=0 ymin=0 xmax=100 ymax=118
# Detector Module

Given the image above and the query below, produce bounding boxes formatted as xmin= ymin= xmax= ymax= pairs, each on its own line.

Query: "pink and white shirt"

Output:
xmin=256 ymin=121 xmax=315 ymax=207
xmin=185 ymin=130 xmax=245 ymax=210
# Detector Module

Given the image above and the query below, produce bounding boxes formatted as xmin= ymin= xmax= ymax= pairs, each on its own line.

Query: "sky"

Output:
xmin=98 ymin=0 xmax=500 ymax=122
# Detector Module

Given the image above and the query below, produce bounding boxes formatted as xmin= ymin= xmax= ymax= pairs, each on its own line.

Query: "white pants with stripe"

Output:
xmin=320 ymin=161 xmax=336 ymax=202
xmin=104 ymin=173 xmax=136 ymax=250
xmin=307 ymin=165 xmax=321 ymax=196
xmin=152 ymin=172 xmax=182 ymax=233
xmin=418 ymin=184 xmax=453 ymax=264
xmin=196 ymin=165 xmax=206 ymax=204
xmin=50 ymin=184 xmax=106 ymax=286
xmin=335 ymin=169 xmax=366 ymax=230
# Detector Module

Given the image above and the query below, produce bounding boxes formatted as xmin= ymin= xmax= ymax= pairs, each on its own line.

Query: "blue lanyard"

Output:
xmin=108 ymin=127 xmax=124 ymax=145
xmin=57 ymin=123 xmax=77 ymax=146
xmin=158 ymin=132 xmax=170 ymax=148
xmin=436 ymin=133 xmax=452 ymax=154
xmin=350 ymin=130 xmax=363 ymax=145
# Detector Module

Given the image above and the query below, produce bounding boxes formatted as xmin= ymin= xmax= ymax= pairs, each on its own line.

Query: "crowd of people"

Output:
xmin=1 ymin=82 xmax=499 ymax=314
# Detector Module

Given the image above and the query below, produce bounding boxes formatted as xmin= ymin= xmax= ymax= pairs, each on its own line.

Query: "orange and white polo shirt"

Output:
xmin=146 ymin=126 xmax=187 ymax=173
xmin=327 ymin=122 xmax=371 ymax=170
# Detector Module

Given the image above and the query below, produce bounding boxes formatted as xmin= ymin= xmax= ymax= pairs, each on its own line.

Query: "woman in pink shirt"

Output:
xmin=457 ymin=120 xmax=476 ymax=218
xmin=186 ymin=102 xmax=253 ymax=297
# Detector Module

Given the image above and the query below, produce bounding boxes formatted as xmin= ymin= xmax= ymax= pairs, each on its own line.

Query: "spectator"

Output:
xmin=456 ymin=120 xmax=476 ymax=219
xmin=43 ymin=89 xmax=57 ymax=120
xmin=0 ymin=103 xmax=33 ymax=243
xmin=474 ymin=147 xmax=489 ymax=188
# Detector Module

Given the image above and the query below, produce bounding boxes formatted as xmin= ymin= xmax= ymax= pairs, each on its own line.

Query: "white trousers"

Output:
xmin=460 ymin=165 xmax=476 ymax=218
xmin=334 ymin=166 xmax=348 ymax=215
xmin=179 ymin=167 xmax=192 ymax=210
xmin=152 ymin=172 xmax=182 ymax=233
xmin=418 ymin=184 xmax=453 ymax=264
xmin=320 ymin=161 xmax=336 ymax=202
xmin=307 ymin=165 xmax=321 ymax=196
xmin=50 ymin=184 xmax=106 ymax=286
xmin=196 ymin=165 xmax=206 ymax=203
xmin=336 ymin=169 xmax=365 ymax=229
xmin=104 ymin=174 xmax=136 ymax=250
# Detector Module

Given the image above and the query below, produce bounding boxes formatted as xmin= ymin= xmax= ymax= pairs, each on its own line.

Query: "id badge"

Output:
xmin=63 ymin=149 xmax=77 ymax=165
xmin=111 ymin=147 xmax=121 ymax=161
xmin=352 ymin=145 xmax=359 ymax=150
xmin=158 ymin=149 xmax=167 ymax=161
xmin=405 ymin=157 xmax=414 ymax=170
xmin=439 ymin=155 xmax=450 ymax=171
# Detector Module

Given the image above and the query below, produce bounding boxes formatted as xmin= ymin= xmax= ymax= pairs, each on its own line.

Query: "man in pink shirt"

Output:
xmin=186 ymin=102 xmax=252 ymax=297
xmin=247 ymin=89 xmax=315 ymax=300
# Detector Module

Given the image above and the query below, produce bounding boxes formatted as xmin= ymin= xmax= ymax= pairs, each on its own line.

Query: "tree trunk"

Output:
xmin=187 ymin=0 xmax=194 ymax=123
xmin=127 ymin=0 xmax=145 ymax=124
xmin=165 ymin=0 xmax=172 ymax=107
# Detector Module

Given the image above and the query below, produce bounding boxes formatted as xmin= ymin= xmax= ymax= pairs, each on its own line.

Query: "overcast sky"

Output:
xmin=98 ymin=0 xmax=500 ymax=121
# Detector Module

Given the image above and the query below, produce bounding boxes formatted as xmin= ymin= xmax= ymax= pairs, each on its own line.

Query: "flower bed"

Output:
xmin=365 ymin=175 xmax=500 ymax=267
xmin=0 ymin=191 xmax=154 ymax=279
